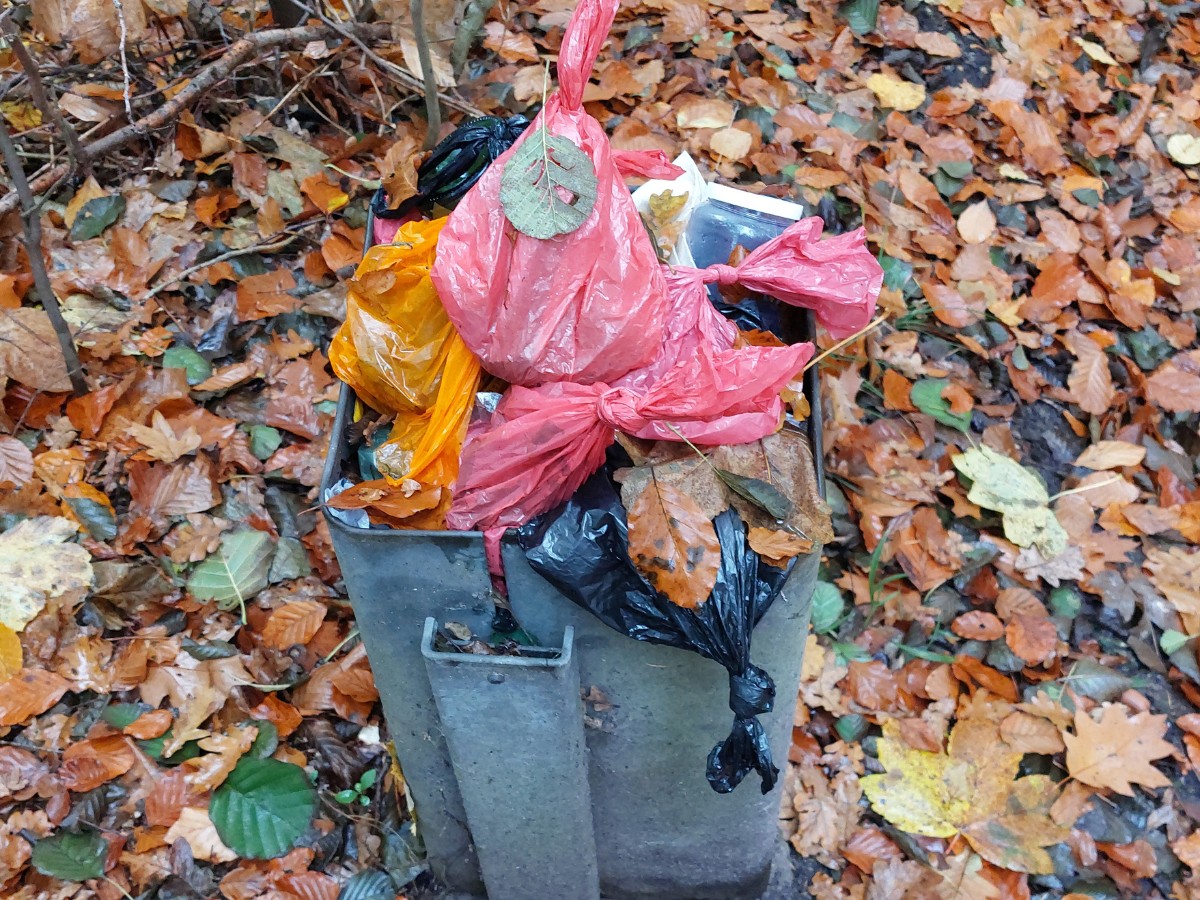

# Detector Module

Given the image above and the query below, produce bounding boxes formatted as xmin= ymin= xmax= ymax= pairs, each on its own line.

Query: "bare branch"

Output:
xmin=411 ymin=0 xmax=442 ymax=150
xmin=0 ymin=120 xmax=88 ymax=395
xmin=0 ymin=16 xmax=88 ymax=174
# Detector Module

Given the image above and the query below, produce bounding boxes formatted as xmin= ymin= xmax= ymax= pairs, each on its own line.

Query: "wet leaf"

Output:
xmin=69 ymin=195 xmax=125 ymax=240
xmin=163 ymin=345 xmax=214 ymax=386
xmin=911 ymin=379 xmax=972 ymax=431
xmin=500 ymin=126 xmax=598 ymax=239
xmin=626 ymin=477 xmax=720 ymax=609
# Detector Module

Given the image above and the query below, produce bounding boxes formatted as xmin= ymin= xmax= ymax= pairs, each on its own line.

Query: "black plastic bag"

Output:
xmin=517 ymin=468 xmax=793 ymax=794
xmin=373 ymin=115 xmax=530 ymax=219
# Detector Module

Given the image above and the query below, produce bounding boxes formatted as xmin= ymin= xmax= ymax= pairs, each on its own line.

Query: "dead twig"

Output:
xmin=0 ymin=17 xmax=89 ymax=174
xmin=0 ymin=120 xmax=88 ymax=395
xmin=411 ymin=0 xmax=442 ymax=149
xmin=0 ymin=22 xmax=393 ymax=218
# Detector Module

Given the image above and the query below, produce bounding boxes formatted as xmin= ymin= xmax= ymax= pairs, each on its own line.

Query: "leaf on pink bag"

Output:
xmin=500 ymin=126 xmax=598 ymax=239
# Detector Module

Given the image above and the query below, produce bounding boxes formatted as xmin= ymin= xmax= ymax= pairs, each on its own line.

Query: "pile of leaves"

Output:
xmin=1 ymin=0 xmax=1199 ymax=897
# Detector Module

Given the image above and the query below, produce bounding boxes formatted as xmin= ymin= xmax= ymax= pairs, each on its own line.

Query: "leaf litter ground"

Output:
xmin=1 ymin=0 xmax=1200 ymax=897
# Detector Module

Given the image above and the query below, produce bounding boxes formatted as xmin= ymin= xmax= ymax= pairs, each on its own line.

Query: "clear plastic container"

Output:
xmin=683 ymin=184 xmax=806 ymax=337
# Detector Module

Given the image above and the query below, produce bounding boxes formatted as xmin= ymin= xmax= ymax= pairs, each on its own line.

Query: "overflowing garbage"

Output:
xmin=326 ymin=0 xmax=882 ymax=793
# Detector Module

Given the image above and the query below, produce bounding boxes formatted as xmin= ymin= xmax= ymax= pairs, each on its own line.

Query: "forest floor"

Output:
xmin=1 ymin=0 xmax=1199 ymax=898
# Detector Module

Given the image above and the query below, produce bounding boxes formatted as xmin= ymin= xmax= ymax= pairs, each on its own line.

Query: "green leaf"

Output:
xmin=715 ymin=469 xmax=793 ymax=520
xmin=938 ymin=161 xmax=973 ymax=180
xmin=1072 ymin=188 xmax=1102 ymax=207
xmin=1161 ymin=629 xmax=1192 ymax=656
xmin=500 ymin=126 xmax=598 ymax=239
xmin=249 ymin=719 xmax=279 ymax=759
xmin=334 ymin=789 xmax=359 ymax=804
xmin=358 ymin=768 xmax=378 ymax=790
xmin=102 ymin=702 xmax=147 ymax=730
xmin=898 ymin=644 xmax=957 ymax=664
xmin=163 ymin=345 xmax=213 ymax=385
xmin=31 ymin=830 xmax=107 ymax=882
xmin=879 ymin=255 xmax=914 ymax=292
xmin=338 ymin=869 xmax=397 ymax=900
xmin=188 ymin=530 xmax=275 ymax=613
xmin=70 ymin=196 xmax=126 ymax=241
xmin=181 ymin=636 xmax=240 ymax=660
xmin=809 ymin=581 xmax=845 ymax=635
xmin=247 ymin=425 xmax=283 ymax=461
xmin=210 ymin=757 xmax=316 ymax=859
xmin=63 ymin=495 xmax=117 ymax=541
xmin=835 ymin=713 xmax=869 ymax=742
xmin=831 ymin=641 xmax=872 ymax=663
xmin=269 ymin=537 xmax=312 ymax=583
xmin=910 ymin=379 xmax=972 ymax=431
xmin=838 ymin=0 xmax=879 ymax=35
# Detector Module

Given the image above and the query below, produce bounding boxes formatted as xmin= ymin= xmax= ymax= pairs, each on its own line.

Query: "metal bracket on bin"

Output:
xmin=420 ymin=619 xmax=600 ymax=900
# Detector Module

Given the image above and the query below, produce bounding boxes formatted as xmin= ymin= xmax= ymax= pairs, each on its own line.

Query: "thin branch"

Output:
xmin=0 ymin=17 xmax=88 ymax=173
xmin=450 ymin=0 xmax=496 ymax=78
xmin=0 ymin=120 xmax=88 ymax=395
xmin=111 ymin=0 xmax=137 ymax=125
xmin=411 ymin=0 xmax=442 ymax=149
xmin=142 ymin=235 xmax=299 ymax=302
xmin=0 ymin=22 xmax=393 ymax=218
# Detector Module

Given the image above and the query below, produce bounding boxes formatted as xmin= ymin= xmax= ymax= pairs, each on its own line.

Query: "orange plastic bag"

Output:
xmin=328 ymin=218 xmax=481 ymax=524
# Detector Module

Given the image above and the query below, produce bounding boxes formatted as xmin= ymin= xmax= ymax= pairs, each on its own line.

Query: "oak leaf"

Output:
xmin=861 ymin=717 xmax=1068 ymax=873
xmin=1063 ymin=704 xmax=1173 ymax=795
xmin=127 ymin=410 xmax=203 ymax=463
xmin=626 ymin=477 xmax=720 ymax=609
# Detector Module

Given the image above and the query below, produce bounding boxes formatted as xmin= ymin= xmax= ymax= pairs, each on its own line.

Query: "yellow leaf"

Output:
xmin=952 ymin=446 xmax=1068 ymax=558
xmin=0 ymin=624 xmax=22 ymax=682
xmin=0 ymin=100 xmax=43 ymax=131
xmin=1073 ymin=36 xmax=1118 ymax=66
xmin=861 ymin=718 xmax=1069 ymax=874
xmin=1167 ymin=134 xmax=1200 ymax=167
xmin=0 ymin=517 xmax=93 ymax=632
xmin=998 ymin=163 xmax=1033 ymax=182
xmin=866 ymin=73 xmax=926 ymax=111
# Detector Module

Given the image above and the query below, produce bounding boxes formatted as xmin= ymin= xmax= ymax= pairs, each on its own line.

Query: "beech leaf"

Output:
xmin=187 ymin=530 xmax=275 ymax=614
xmin=952 ymin=447 xmax=1068 ymax=558
xmin=626 ymin=477 xmax=720 ymax=609
xmin=500 ymin=126 xmax=598 ymax=239
xmin=31 ymin=830 xmax=108 ymax=883
xmin=210 ymin=756 xmax=316 ymax=858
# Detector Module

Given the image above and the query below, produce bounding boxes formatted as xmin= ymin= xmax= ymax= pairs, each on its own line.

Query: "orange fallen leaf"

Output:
xmin=1064 ymin=704 xmax=1173 ymax=795
xmin=0 ymin=669 xmax=69 ymax=726
xmin=626 ymin=477 xmax=720 ymax=609
xmin=262 ymin=601 xmax=329 ymax=650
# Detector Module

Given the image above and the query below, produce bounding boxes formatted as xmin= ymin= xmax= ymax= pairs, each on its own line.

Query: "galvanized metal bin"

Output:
xmin=320 ymin=379 xmax=823 ymax=900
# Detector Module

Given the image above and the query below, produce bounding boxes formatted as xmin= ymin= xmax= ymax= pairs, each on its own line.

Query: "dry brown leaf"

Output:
xmin=236 ymin=269 xmax=300 ymax=323
xmin=164 ymin=806 xmax=236 ymax=863
xmin=0 ymin=309 xmax=73 ymax=392
xmin=1000 ymin=711 xmax=1066 ymax=754
xmin=144 ymin=768 xmax=188 ymax=828
xmin=952 ymin=611 xmax=1004 ymax=641
xmin=1064 ymin=704 xmax=1173 ymax=795
xmin=0 ymin=437 xmax=33 ymax=488
xmin=124 ymin=709 xmax=173 ymax=740
xmin=957 ymin=200 xmax=996 ymax=244
xmin=1064 ymin=331 xmax=1114 ymax=416
xmin=1005 ymin=614 xmax=1058 ymax=665
xmin=626 ymin=477 xmax=720 ymax=609
xmin=0 ymin=669 xmax=69 ymax=726
xmin=747 ymin=527 xmax=813 ymax=566
xmin=1147 ymin=351 xmax=1200 ymax=413
xmin=128 ymin=410 xmax=203 ymax=463
xmin=1074 ymin=440 xmax=1146 ymax=470
xmin=262 ymin=601 xmax=329 ymax=650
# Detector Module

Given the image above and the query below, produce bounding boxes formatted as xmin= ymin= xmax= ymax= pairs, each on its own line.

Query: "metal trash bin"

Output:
xmin=319 ymin=383 xmax=822 ymax=900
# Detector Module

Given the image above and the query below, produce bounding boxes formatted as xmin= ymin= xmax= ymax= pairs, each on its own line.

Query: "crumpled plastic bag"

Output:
xmin=518 ymin=467 xmax=792 ymax=793
xmin=328 ymin=217 xmax=481 ymax=521
xmin=445 ymin=275 xmax=813 ymax=533
xmin=431 ymin=0 xmax=680 ymax=386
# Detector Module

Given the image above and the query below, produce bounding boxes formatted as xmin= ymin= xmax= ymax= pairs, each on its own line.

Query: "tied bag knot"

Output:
xmin=702 ymin=263 xmax=742 ymax=288
xmin=707 ymin=664 xmax=779 ymax=795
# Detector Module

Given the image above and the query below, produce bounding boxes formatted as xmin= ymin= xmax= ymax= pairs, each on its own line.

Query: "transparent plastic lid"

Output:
xmin=706 ymin=183 xmax=805 ymax=221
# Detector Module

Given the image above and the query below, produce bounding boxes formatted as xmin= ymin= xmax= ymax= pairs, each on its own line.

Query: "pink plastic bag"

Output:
xmin=697 ymin=217 xmax=882 ymax=339
xmin=431 ymin=0 xmax=675 ymax=386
